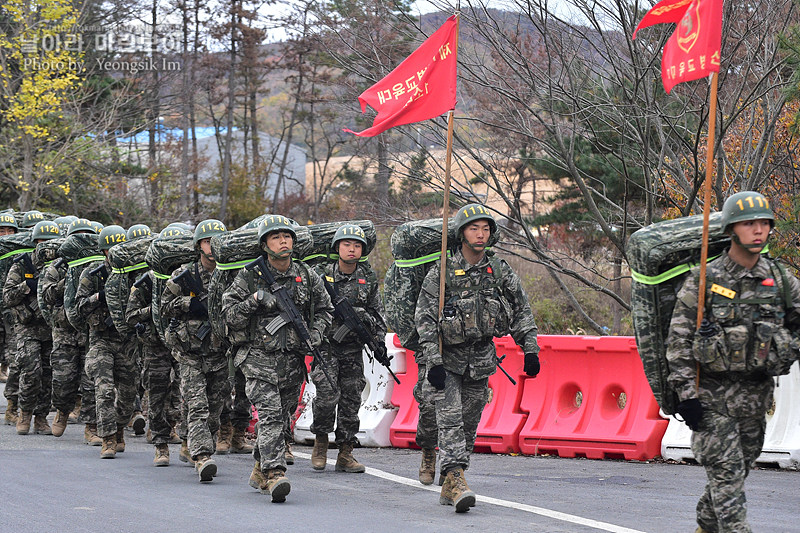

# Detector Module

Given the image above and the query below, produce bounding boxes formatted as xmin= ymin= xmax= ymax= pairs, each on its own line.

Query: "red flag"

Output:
xmin=633 ymin=0 xmax=722 ymax=94
xmin=344 ymin=16 xmax=458 ymax=137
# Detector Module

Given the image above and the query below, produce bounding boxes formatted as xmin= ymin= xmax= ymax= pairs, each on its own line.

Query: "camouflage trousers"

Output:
xmin=221 ymin=366 xmax=251 ymax=432
xmin=423 ymin=368 xmax=488 ymax=473
xmin=2 ymin=316 xmax=19 ymax=402
xmin=413 ymin=363 xmax=438 ymax=450
xmin=144 ymin=343 xmax=181 ymax=445
xmin=691 ymin=406 xmax=768 ymax=532
xmin=310 ymin=347 xmax=365 ymax=446
xmin=15 ymin=333 xmax=53 ymax=416
xmin=244 ymin=374 xmax=304 ymax=472
xmin=179 ymin=354 xmax=229 ymax=459
xmin=50 ymin=330 xmax=84 ymax=414
xmin=85 ymin=335 xmax=138 ymax=438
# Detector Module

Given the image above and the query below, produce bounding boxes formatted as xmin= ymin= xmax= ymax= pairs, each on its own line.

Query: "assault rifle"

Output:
xmin=323 ymin=278 xmax=399 ymax=385
xmin=172 ymin=268 xmax=211 ymax=341
xmin=494 ymin=354 xmax=517 ymax=386
xmin=88 ymin=263 xmax=115 ymax=329
xmin=244 ymin=255 xmax=335 ymax=389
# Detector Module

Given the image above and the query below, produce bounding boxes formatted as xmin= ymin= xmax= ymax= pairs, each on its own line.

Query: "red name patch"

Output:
xmin=295 ymin=276 xmax=302 ymax=282
xmin=762 ymin=278 xmax=775 ymax=286
xmin=358 ymin=279 xmax=366 ymax=284
xmin=487 ymin=267 xmax=493 ymax=274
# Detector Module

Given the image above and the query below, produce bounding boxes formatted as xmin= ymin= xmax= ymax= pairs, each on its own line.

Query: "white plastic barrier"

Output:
xmin=661 ymin=361 xmax=800 ymax=469
xmin=293 ymin=333 xmax=404 ymax=447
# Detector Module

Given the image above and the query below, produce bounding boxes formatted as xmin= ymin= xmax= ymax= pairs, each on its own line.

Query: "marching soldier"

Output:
xmin=667 ymin=191 xmax=800 ymax=533
xmin=415 ymin=204 xmax=540 ymax=512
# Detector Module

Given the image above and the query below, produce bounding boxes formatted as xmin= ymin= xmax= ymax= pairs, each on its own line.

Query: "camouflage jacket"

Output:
xmin=39 ymin=258 xmax=78 ymax=337
xmin=221 ymin=257 xmax=333 ymax=384
xmin=3 ymin=252 xmax=49 ymax=339
xmin=415 ymin=249 xmax=539 ymax=378
xmin=126 ymin=270 xmax=161 ymax=348
xmin=75 ymin=258 xmax=116 ymax=336
xmin=316 ymin=261 xmax=387 ymax=353
xmin=161 ymin=260 xmax=226 ymax=355
xmin=667 ymin=252 xmax=800 ymax=410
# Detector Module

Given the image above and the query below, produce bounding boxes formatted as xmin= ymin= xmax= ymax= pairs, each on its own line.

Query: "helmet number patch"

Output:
xmin=735 ymin=195 xmax=768 ymax=211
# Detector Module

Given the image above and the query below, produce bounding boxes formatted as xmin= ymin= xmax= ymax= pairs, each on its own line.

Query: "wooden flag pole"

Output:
xmin=695 ymin=71 xmax=719 ymax=330
xmin=438 ymin=12 xmax=459 ymax=354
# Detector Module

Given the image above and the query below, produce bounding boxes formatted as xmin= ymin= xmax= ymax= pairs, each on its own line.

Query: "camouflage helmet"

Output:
xmin=193 ymin=219 xmax=227 ymax=246
xmin=720 ymin=191 xmax=774 ymax=233
xmin=159 ymin=226 xmax=191 ymax=238
xmin=331 ymin=224 xmax=367 ymax=252
xmin=21 ymin=210 xmax=45 ymax=228
xmin=31 ymin=221 xmax=61 ymax=241
xmin=67 ymin=218 xmax=97 ymax=236
xmin=126 ymin=223 xmax=151 ymax=240
xmin=0 ymin=212 xmax=19 ymax=231
xmin=98 ymin=225 xmax=126 ymax=251
xmin=257 ymin=214 xmax=296 ymax=243
xmin=166 ymin=222 xmax=192 ymax=232
xmin=54 ymin=215 xmax=77 ymax=233
xmin=453 ymin=204 xmax=496 ymax=240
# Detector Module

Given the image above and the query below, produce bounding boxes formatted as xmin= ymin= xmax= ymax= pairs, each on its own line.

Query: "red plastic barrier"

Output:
xmin=388 ymin=335 xmax=420 ymax=448
xmin=518 ymin=336 xmax=667 ymax=461
xmin=474 ymin=336 xmax=527 ymax=453
xmin=388 ymin=335 xmax=527 ymax=453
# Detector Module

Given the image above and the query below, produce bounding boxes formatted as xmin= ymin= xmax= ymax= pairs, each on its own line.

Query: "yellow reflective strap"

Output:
xmin=0 ymin=248 xmax=34 ymax=261
xmin=216 ymin=258 xmax=257 ymax=271
xmin=67 ymin=255 xmax=104 ymax=268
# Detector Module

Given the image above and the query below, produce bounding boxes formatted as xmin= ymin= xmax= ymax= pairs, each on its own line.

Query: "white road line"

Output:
xmin=293 ymin=451 xmax=645 ymax=533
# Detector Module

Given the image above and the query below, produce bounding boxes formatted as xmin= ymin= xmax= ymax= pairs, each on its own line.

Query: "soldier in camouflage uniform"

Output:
xmin=3 ymin=220 xmax=61 ymax=435
xmin=0 ymin=212 xmax=21 ymax=424
xmin=666 ymin=191 xmax=800 ymax=533
xmin=0 ymin=211 xmax=19 ymax=384
xmin=76 ymin=225 xmax=139 ymax=458
xmin=217 ymin=369 xmax=254 ymax=455
xmin=40 ymin=221 xmax=97 ymax=439
xmin=309 ymin=224 xmax=386 ymax=473
xmin=222 ymin=215 xmax=333 ymax=503
xmin=415 ymin=204 xmax=540 ymax=513
xmin=162 ymin=219 xmax=230 ymax=482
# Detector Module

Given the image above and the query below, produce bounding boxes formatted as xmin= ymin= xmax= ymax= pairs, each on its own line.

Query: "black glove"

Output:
xmin=97 ymin=290 xmax=106 ymax=306
xmin=134 ymin=322 xmax=146 ymax=335
xmin=677 ymin=398 xmax=704 ymax=431
xmin=427 ymin=364 xmax=446 ymax=391
xmin=524 ymin=352 xmax=540 ymax=377
xmin=375 ymin=345 xmax=393 ymax=368
xmin=26 ymin=278 xmax=38 ymax=293
xmin=187 ymin=297 xmax=207 ymax=318
xmin=255 ymin=289 xmax=276 ymax=310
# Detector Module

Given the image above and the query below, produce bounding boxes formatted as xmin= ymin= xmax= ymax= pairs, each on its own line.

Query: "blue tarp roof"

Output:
xmin=115 ymin=126 xmax=236 ymax=144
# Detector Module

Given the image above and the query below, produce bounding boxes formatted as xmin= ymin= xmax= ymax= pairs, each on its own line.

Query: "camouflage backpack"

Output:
xmin=145 ymin=232 xmax=197 ymax=343
xmin=628 ymin=212 xmax=737 ymax=415
xmin=60 ymin=233 xmax=102 ymax=331
xmin=0 ymin=231 xmax=33 ymax=323
xmin=207 ymin=225 xmax=314 ymax=342
xmin=383 ymin=218 xmax=500 ymax=351
xmin=34 ymin=237 xmax=65 ymax=328
xmin=301 ymin=220 xmax=377 ymax=267
xmin=106 ymin=235 xmax=155 ymax=336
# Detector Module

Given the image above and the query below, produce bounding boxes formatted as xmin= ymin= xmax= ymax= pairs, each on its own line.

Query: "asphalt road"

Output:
xmin=0 ymin=386 xmax=797 ymax=533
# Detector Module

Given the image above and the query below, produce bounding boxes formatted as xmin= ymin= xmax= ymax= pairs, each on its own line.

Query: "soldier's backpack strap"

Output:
xmin=773 ymin=260 xmax=792 ymax=310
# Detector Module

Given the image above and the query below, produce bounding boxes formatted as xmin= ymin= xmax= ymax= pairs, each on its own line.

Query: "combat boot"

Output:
xmin=216 ymin=421 xmax=233 ymax=455
xmin=179 ymin=439 xmax=195 ymax=465
xmin=115 ymin=428 xmax=126 ymax=453
xmin=694 ymin=528 xmax=712 ymax=533
xmin=84 ymin=423 xmax=102 ymax=446
xmin=0 ymin=362 xmax=7 ymax=382
xmin=311 ymin=433 xmax=329 ymax=470
xmin=168 ymin=426 xmax=182 ymax=444
xmin=249 ymin=461 xmax=267 ymax=491
xmin=130 ymin=411 xmax=146 ymax=436
xmin=335 ymin=443 xmax=365 ymax=473
xmin=16 ymin=410 xmax=32 ymax=435
xmin=153 ymin=444 xmax=170 ymax=467
xmin=419 ymin=448 xmax=436 ymax=485
xmin=264 ymin=469 xmax=291 ymax=503
xmin=100 ymin=434 xmax=117 ymax=459
xmin=231 ymin=427 xmax=253 ymax=454
xmin=285 ymin=442 xmax=295 ymax=465
xmin=4 ymin=397 xmax=18 ymax=425
xmin=195 ymin=454 xmax=217 ymax=482
xmin=33 ymin=414 xmax=52 ymax=435
xmin=439 ymin=468 xmax=476 ymax=513
xmin=52 ymin=410 xmax=69 ymax=437
xmin=68 ymin=396 xmax=81 ymax=424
